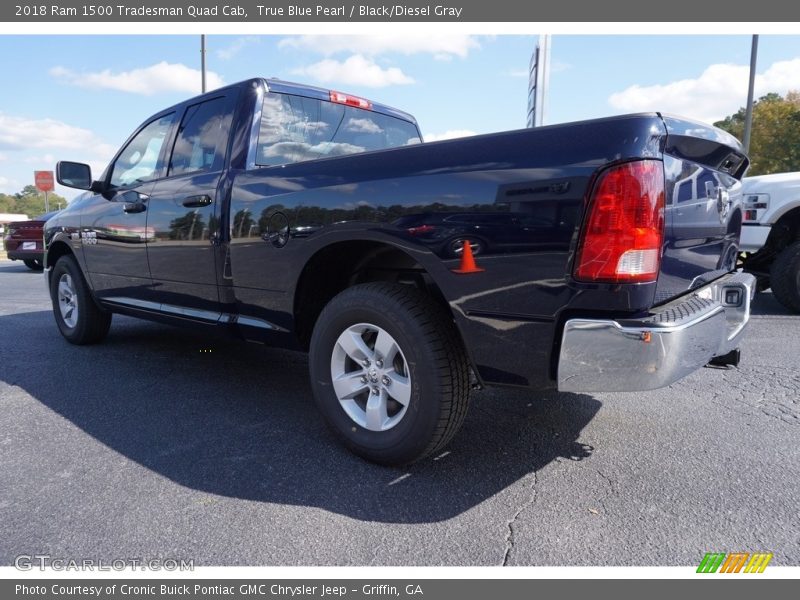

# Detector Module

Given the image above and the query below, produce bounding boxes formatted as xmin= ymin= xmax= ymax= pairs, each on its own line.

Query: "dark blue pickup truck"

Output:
xmin=47 ymin=78 xmax=755 ymax=465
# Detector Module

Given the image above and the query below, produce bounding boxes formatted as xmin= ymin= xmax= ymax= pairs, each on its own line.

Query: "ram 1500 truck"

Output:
xmin=739 ymin=171 xmax=800 ymax=311
xmin=46 ymin=78 xmax=755 ymax=465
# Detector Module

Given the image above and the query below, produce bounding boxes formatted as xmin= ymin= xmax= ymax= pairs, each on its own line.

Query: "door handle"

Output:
xmin=182 ymin=194 xmax=213 ymax=208
xmin=123 ymin=202 xmax=147 ymax=214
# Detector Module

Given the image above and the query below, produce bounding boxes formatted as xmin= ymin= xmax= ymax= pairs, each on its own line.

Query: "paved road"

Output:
xmin=0 ymin=259 xmax=798 ymax=566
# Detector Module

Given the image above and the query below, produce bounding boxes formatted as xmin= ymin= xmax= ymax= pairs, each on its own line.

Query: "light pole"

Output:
xmin=743 ymin=35 xmax=759 ymax=154
xmin=201 ymin=34 xmax=206 ymax=93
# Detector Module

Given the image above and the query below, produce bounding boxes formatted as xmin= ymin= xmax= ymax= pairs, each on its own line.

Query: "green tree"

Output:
xmin=2 ymin=185 xmax=68 ymax=216
xmin=0 ymin=193 xmax=18 ymax=213
xmin=168 ymin=211 xmax=207 ymax=240
xmin=714 ymin=91 xmax=800 ymax=175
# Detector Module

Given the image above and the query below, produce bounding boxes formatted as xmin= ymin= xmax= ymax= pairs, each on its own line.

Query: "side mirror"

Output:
xmin=56 ymin=161 xmax=94 ymax=191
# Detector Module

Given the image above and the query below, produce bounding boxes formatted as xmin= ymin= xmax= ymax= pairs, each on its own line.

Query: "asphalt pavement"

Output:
xmin=0 ymin=258 xmax=798 ymax=566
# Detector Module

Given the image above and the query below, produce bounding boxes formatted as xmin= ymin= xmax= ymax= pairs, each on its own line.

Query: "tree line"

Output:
xmin=714 ymin=91 xmax=800 ymax=176
xmin=0 ymin=185 xmax=68 ymax=218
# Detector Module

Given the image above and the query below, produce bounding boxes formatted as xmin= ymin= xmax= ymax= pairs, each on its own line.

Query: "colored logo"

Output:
xmin=697 ymin=552 xmax=773 ymax=573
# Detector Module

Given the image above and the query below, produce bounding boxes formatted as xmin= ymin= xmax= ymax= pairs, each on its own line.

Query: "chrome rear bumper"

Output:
xmin=557 ymin=271 xmax=756 ymax=392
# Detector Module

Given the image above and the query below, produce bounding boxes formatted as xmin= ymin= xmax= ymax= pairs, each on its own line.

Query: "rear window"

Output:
xmin=256 ymin=92 xmax=421 ymax=167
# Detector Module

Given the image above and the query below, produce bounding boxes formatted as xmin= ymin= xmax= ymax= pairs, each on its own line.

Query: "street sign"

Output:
xmin=34 ymin=170 xmax=55 ymax=193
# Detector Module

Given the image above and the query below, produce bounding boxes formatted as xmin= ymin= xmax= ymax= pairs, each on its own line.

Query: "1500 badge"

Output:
xmin=80 ymin=230 xmax=97 ymax=245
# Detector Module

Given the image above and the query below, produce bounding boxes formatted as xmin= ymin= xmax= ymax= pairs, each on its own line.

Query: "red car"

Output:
xmin=3 ymin=211 xmax=59 ymax=271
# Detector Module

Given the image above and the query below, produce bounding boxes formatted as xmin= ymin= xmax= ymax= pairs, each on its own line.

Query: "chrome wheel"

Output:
xmin=57 ymin=273 xmax=79 ymax=328
xmin=451 ymin=238 xmax=483 ymax=256
xmin=330 ymin=323 xmax=412 ymax=432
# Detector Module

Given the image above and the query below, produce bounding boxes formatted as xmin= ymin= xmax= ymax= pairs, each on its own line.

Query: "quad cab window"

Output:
xmin=169 ymin=97 xmax=228 ymax=176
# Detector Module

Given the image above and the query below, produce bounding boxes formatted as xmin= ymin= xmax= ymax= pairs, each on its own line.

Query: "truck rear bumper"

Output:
xmin=7 ymin=250 xmax=44 ymax=262
xmin=557 ymin=271 xmax=756 ymax=393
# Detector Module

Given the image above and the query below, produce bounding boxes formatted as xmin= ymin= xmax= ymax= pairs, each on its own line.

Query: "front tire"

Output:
xmin=770 ymin=241 xmax=800 ymax=312
xmin=309 ymin=283 xmax=470 ymax=466
xmin=50 ymin=255 xmax=112 ymax=344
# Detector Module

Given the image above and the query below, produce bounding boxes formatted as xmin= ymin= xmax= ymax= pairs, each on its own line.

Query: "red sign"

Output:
xmin=34 ymin=170 xmax=54 ymax=193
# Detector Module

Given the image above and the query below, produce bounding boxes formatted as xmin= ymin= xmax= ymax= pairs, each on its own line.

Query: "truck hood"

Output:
xmin=742 ymin=171 xmax=800 ymax=192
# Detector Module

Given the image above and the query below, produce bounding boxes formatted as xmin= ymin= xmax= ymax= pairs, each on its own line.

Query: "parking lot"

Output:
xmin=0 ymin=258 xmax=798 ymax=566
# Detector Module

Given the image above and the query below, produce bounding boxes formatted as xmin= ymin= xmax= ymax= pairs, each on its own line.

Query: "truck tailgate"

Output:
xmin=656 ymin=116 xmax=748 ymax=305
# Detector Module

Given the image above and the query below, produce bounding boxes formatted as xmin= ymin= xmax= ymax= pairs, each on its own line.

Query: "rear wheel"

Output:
xmin=309 ymin=283 xmax=470 ymax=466
xmin=50 ymin=255 xmax=112 ymax=344
xmin=769 ymin=241 xmax=800 ymax=312
xmin=23 ymin=259 xmax=43 ymax=271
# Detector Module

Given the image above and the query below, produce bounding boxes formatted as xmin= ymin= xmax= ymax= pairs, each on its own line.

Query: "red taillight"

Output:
xmin=574 ymin=160 xmax=665 ymax=283
xmin=407 ymin=224 xmax=436 ymax=235
xmin=329 ymin=90 xmax=372 ymax=110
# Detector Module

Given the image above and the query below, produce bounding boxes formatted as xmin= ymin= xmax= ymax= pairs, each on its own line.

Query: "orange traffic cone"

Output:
xmin=451 ymin=240 xmax=485 ymax=274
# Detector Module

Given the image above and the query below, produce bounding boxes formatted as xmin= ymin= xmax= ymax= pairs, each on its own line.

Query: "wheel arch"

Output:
xmin=292 ymin=239 xmax=456 ymax=351
xmin=764 ymin=205 xmax=800 ymax=252
xmin=45 ymin=239 xmax=77 ymax=284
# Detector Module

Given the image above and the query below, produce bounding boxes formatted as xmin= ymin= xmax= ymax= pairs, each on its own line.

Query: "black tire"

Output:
xmin=50 ymin=255 xmax=112 ymax=344
xmin=23 ymin=259 xmax=43 ymax=271
xmin=769 ymin=241 xmax=800 ymax=313
xmin=309 ymin=282 xmax=470 ymax=466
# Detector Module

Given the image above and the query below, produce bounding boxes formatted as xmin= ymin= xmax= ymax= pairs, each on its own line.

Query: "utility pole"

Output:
xmin=201 ymin=34 xmax=206 ymax=93
xmin=743 ymin=34 xmax=759 ymax=154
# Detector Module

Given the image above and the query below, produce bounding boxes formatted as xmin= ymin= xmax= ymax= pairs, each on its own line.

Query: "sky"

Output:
xmin=2 ymin=34 xmax=800 ymax=200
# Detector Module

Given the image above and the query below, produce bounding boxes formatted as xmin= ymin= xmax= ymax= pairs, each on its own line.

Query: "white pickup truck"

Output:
xmin=740 ymin=171 xmax=800 ymax=312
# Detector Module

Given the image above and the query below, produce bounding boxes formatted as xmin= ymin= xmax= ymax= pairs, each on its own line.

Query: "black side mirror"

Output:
xmin=56 ymin=161 xmax=94 ymax=190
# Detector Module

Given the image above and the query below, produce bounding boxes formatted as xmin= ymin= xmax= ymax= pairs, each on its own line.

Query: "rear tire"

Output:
xmin=24 ymin=259 xmax=43 ymax=271
xmin=50 ymin=255 xmax=112 ymax=344
xmin=769 ymin=241 xmax=800 ymax=312
xmin=309 ymin=282 xmax=470 ymax=466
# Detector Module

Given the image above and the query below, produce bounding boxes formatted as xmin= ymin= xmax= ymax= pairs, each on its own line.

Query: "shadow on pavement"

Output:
xmin=2 ymin=310 xmax=600 ymax=524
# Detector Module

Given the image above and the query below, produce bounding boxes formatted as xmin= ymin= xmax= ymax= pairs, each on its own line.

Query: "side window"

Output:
xmin=169 ymin=97 xmax=228 ymax=176
xmin=697 ymin=171 xmax=718 ymax=199
xmin=676 ymin=179 xmax=694 ymax=203
xmin=109 ymin=113 xmax=175 ymax=188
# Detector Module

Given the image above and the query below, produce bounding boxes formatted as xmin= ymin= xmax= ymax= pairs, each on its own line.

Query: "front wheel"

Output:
xmin=309 ymin=283 xmax=470 ymax=466
xmin=50 ymin=255 xmax=112 ymax=344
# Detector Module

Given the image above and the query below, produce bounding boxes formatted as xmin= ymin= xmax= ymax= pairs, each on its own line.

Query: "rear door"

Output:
xmin=657 ymin=116 xmax=748 ymax=304
xmin=145 ymin=91 xmax=237 ymax=318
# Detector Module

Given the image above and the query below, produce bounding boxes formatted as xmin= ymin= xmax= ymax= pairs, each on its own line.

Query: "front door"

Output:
xmin=80 ymin=111 xmax=176 ymax=304
xmin=146 ymin=93 xmax=236 ymax=319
